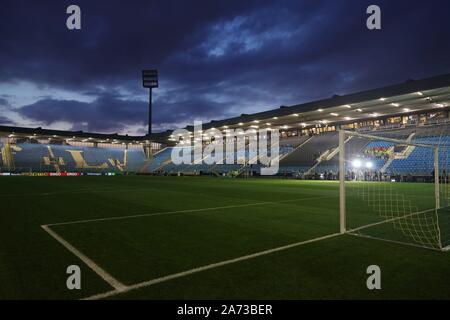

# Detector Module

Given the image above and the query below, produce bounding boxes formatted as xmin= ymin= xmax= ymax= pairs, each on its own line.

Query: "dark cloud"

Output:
xmin=18 ymin=94 xmax=146 ymax=133
xmin=16 ymin=92 xmax=235 ymax=133
xmin=1 ymin=0 xmax=450 ymax=133
xmin=0 ymin=0 xmax=267 ymax=91
xmin=0 ymin=116 xmax=11 ymax=125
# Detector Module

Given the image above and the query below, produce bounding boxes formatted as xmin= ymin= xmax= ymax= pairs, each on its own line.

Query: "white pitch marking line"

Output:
xmin=347 ymin=232 xmax=441 ymax=251
xmin=46 ymin=195 xmax=337 ymax=227
xmin=346 ymin=207 xmax=441 ymax=233
xmin=82 ymin=232 xmax=341 ymax=300
xmin=42 ymin=194 xmax=336 ymax=299
xmin=41 ymin=225 xmax=128 ymax=292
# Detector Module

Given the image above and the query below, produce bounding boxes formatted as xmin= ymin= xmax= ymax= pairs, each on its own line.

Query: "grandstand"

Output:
xmin=0 ymin=126 xmax=163 ymax=174
xmin=1 ymin=73 xmax=450 ymax=178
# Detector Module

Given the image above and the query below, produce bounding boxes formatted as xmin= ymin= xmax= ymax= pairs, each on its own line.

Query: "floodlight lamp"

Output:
xmin=352 ymin=159 xmax=362 ymax=168
xmin=142 ymin=70 xmax=159 ymax=88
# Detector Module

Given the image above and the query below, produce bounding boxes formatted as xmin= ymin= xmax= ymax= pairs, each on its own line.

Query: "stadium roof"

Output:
xmin=176 ymin=72 xmax=450 ymax=135
xmin=0 ymin=125 xmax=168 ymax=144
xmin=1 ymin=73 xmax=450 ymax=144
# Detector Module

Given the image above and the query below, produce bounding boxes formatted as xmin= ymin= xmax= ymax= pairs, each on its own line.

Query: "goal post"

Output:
xmin=338 ymin=129 xmax=450 ymax=251
xmin=339 ymin=130 xmax=346 ymax=234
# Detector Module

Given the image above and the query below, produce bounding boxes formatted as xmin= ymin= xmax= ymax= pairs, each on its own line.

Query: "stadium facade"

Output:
xmin=0 ymin=73 xmax=449 ymax=177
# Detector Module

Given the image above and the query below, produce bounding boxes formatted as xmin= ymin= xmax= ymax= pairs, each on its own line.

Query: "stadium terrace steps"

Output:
xmin=313 ymin=135 xmax=372 ymax=174
xmin=280 ymin=132 xmax=339 ymax=167
xmin=380 ymin=157 xmax=394 ymax=173
xmin=147 ymin=147 xmax=173 ymax=172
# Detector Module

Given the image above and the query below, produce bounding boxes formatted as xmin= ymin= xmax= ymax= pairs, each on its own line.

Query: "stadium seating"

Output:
xmin=1 ymin=142 xmax=147 ymax=173
xmin=1 ymin=125 xmax=448 ymax=176
xmin=389 ymin=136 xmax=450 ymax=174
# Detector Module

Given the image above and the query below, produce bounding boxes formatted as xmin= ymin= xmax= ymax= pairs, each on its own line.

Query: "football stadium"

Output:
xmin=1 ymin=73 xmax=450 ymax=300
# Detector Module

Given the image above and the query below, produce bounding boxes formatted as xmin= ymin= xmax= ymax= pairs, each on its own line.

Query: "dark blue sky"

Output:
xmin=1 ymin=0 xmax=450 ymax=134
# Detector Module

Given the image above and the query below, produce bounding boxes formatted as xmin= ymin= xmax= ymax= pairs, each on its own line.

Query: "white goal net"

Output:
xmin=338 ymin=128 xmax=450 ymax=251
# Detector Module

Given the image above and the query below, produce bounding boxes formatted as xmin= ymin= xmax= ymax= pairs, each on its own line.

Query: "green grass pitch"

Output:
xmin=1 ymin=175 xmax=450 ymax=299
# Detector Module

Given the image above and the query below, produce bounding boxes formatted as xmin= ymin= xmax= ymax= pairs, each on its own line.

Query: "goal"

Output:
xmin=338 ymin=128 xmax=450 ymax=251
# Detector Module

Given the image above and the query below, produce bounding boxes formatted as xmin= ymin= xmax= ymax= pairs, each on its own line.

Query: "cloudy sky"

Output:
xmin=0 ymin=0 xmax=449 ymax=135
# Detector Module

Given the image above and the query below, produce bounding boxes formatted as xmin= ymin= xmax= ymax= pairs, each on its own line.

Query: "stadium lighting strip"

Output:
xmin=224 ymin=89 xmax=450 ymax=132
xmin=166 ymin=92 xmax=450 ymax=138
xmin=41 ymin=194 xmax=340 ymax=300
xmin=3 ymin=132 xmax=149 ymax=146
xmin=214 ymin=101 xmax=390 ymax=132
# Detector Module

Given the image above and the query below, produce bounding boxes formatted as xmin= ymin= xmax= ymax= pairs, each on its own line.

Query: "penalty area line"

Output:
xmin=45 ymin=195 xmax=337 ymax=227
xmin=41 ymin=225 xmax=128 ymax=292
xmin=82 ymin=232 xmax=341 ymax=300
xmin=347 ymin=232 xmax=442 ymax=251
xmin=42 ymin=194 xmax=337 ymax=299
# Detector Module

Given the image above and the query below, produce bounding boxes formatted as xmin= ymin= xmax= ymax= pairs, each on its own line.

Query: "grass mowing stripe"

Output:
xmin=0 ymin=186 xmax=170 ymax=197
xmin=41 ymin=225 xmax=128 ymax=291
xmin=46 ymin=195 xmax=337 ymax=227
xmin=82 ymin=232 xmax=342 ymax=300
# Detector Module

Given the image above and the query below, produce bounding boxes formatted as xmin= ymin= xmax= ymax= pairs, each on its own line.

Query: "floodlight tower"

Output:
xmin=142 ymin=69 xmax=159 ymax=135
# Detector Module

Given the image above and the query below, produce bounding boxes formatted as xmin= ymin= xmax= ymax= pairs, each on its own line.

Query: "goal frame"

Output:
xmin=338 ymin=129 xmax=444 ymax=250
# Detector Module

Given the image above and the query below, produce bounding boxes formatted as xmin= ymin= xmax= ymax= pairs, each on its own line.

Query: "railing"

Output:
xmin=357 ymin=118 xmax=450 ymax=134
